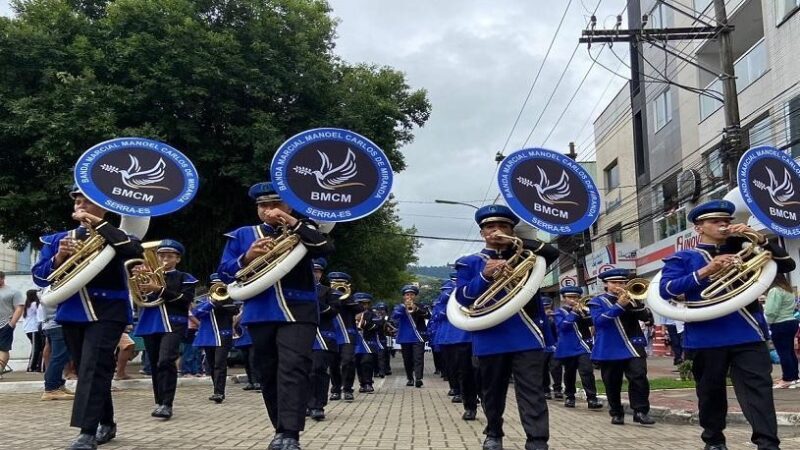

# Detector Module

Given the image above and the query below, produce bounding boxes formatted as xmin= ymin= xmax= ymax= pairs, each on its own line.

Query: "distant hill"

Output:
xmin=409 ymin=265 xmax=451 ymax=280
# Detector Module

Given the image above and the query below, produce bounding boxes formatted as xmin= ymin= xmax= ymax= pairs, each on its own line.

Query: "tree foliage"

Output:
xmin=0 ymin=0 xmax=431 ymax=298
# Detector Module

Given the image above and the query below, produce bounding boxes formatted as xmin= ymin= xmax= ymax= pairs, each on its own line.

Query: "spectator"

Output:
xmin=23 ymin=290 xmax=44 ymax=372
xmin=114 ymin=327 xmax=136 ymax=380
xmin=765 ymin=274 xmax=799 ymax=389
xmin=0 ymin=271 xmax=25 ymax=379
xmin=180 ymin=308 xmax=202 ymax=377
xmin=39 ymin=302 xmax=74 ymax=400
xmin=663 ymin=318 xmax=685 ymax=366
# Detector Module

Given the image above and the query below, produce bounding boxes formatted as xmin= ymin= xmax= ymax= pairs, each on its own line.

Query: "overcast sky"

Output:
xmin=1 ymin=0 xmax=630 ymax=266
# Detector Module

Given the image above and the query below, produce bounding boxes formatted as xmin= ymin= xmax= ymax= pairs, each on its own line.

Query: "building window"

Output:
xmin=605 ymin=160 xmax=620 ymax=190
xmin=704 ymin=184 xmax=728 ymax=202
xmin=654 ymin=89 xmax=672 ymax=132
xmin=785 ymin=96 xmax=800 ymax=157
xmin=704 ymin=148 xmax=725 ymax=185
xmin=748 ymin=116 xmax=773 ymax=147
xmin=609 ymin=223 xmax=623 ymax=244
xmin=655 ymin=207 xmax=687 ymax=241
xmin=775 ymin=0 xmax=800 ymax=25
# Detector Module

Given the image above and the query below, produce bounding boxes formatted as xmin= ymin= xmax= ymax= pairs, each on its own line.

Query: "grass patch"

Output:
xmin=579 ymin=377 xmax=697 ymax=394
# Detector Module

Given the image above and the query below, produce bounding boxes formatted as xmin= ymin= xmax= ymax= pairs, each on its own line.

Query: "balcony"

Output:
xmin=699 ymin=38 xmax=767 ymax=121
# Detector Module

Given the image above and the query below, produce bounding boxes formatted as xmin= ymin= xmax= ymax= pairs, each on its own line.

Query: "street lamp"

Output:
xmin=434 ymin=199 xmax=480 ymax=210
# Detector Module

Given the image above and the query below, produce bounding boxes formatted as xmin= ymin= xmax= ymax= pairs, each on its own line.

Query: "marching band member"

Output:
xmin=431 ymin=281 xmax=458 ymax=397
xmin=327 ymin=272 xmax=358 ymax=402
xmin=307 ymin=258 xmax=340 ymax=420
xmin=454 ymin=205 xmax=559 ymax=450
xmin=375 ymin=302 xmax=394 ymax=376
xmin=659 ymin=200 xmax=795 ymax=450
xmin=353 ymin=293 xmax=377 ymax=394
xmin=233 ymin=314 xmax=261 ymax=392
xmin=370 ymin=303 xmax=388 ymax=378
xmin=193 ymin=273 xmax=238 ymax=404
xmin=541 ymin=297 xmax=563 ymax=400
xmin=32 ymin=186 xmax=143 ymax=449
xmin=392 ymin=285 xmax=429 ymax=387
xmin=589 ymin=268 xmax=654 ymax=426
xmin=217 ymin=182 xmax=333 ymax=450
xmin=133 ymin=239 xmax=198 ymax=419
xmin=438 ymin=272 xmax=479 ymax=421
xmin=554 ymin=286 xmax=603 ymax=410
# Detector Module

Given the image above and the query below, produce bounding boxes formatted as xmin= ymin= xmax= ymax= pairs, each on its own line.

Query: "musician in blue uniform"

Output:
xmin=438 ymin=272 xmax=479 ymax=420
xmin=193 ymin=273 xmax=238 ymax=404
xmin=327 ymin=271 xmax=359 ymax=402
xmin=370 ymin=302 xmax=388 ymax=378
xmin=554 ymin=286 xmax=602 ymax=409
xmin=454 ymin=205 xmax=559 ymax=450
xmin=374 ymin=302 xmax=393 ymax=376
xmin=353 ymin=292 xmax=378 ymax=394
xmin=307 ymin=258 xmax=340 ymax=420
xmin=233 ymin=316 xmax=261 ymax=391
xmin=133 ymin=239 xmax=198 ymax=419
xmin=540 ymin=296 xmax=563 ymax=400
xmin=658 ymin=200 xmax=796 ymax=450
xmin=589 ymin=268 xmax=654 ymax=426
xmin=32 ymin=186 xmax=143 ymax=449
xmin=392 ymin=285 xmax=429 ymax=387
xmin=217 ymin=182 xmax=333 ymax=450
xmin=430 ymin=280 xmax=457 ymax=396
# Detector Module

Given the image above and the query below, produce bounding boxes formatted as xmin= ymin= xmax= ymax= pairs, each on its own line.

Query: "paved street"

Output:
xmin=2 ymin=365 xmax=800 ymax=450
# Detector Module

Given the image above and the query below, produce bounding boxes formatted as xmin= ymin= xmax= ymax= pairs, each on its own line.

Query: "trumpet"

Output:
xmin=405 ymin=299 xmax=418 ymax=313
xmin=330 ymin=279 xmax=352 ymax=301
xmin=622 ymin=278 xmax=650 ymax=308
xmin=573 ymin=294 xmax=592 ymax=315
xmin=125 ymin=241 xmax=167 ymax=309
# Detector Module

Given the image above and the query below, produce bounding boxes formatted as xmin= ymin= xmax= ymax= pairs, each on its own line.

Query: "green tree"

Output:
xmin=0 ymin=0 xmax=430 ymax=294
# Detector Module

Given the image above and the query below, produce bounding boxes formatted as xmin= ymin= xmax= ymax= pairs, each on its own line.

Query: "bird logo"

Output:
xmin=519 ymin=167 xmax=578 ymax=206
xmin=752 ymin=166 xmax=800 ymax=207
xmin=293 ymin=148 xmax=366 ymax=191
xmin=100 ymin=154 xmax=170 ymax=190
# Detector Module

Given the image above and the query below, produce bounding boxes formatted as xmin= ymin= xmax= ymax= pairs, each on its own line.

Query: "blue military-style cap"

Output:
xmin=598 ymin=268 xmax=632 ymax=282
xmin=559 ymin=286 xmax=583 ymax=296
xmin=248 ymin=182 xmax=282 ymax=204
xmin=312 ymin=257 xmax=327 ymax=271
xmin=327 ymin=272 xmax=351 ymax=281
xmin=374 ymin=302 xmax=387 ymax=310
xmin=157 ymin=239 xmax=185 ymax=255
xmin=68 ymin=184 xmax=84 ymax=199
xmin=354 ymin=292 xmax=373 ymax=303
xmin=687 ymin=200 xmax=735 ymax=223
xmin=401 ymin=284 xmax=419 ymax=295
xmin=449 ymin=271 xmax=458 ymax=280
xmin=474 ymin=204 xmax=520 ymax=228
xmin=210 ymin=272 xmax=221 ymax=282
xmin=541 ymin=296 xmax=553 ymax=306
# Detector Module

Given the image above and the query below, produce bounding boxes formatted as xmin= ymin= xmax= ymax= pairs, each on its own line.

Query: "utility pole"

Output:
xmin=714 ymin=0 xmax=742 ymax=188
xmin=566 ymin=141 xmax=589 ymax=291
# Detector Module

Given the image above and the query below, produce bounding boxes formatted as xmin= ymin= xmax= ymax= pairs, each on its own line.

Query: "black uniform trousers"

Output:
xmin=692 ymin=342 xmax=779 ymax=450
xmin=330 ymin=342 xmax=356 ymax=394
xmin=202 ymin=335 xmax=232 ymax=396
xmin=478 ymin=350 xmax=549 ymax=446
xmin=143 ymin=324 xmax=186 ymax=407
xmin=443 ymin=343 xmax=479 ymax=410
xmin=433 ymin=349 xmax=444 ymax=374
xmin=249 ymin=322 xmax=315 ymax=434
xmin=355 ymin=352 xmax=375 ymax=387
xmin=542 ymin=352 xmax=563 ymax=393
xmin=400 ymin=343 xmax=425 ymax=381
xmin=241 ymin=346 xmax=262 ymax=385
xmin=666 ymin=324 xmax=684 ymax=364
xmin=599 ymin=357 xmax=650 ymax=417
xmin=308 ymin=350 xmax=335 ymax=409
xmin=374 ymin=344 xmax=387 ymax=376
xmin=442 ymin=345 xmax=461 ymax=393
xmin=560 ymin=353 xmax=598 ymax=400
xmin=62 ymin=321 xmax=126 ymax=433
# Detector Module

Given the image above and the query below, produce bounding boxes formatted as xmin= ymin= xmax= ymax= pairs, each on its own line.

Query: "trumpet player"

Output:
xmin=192 ymin=273 xmax=239 ymax=404
xmin=588 ymin=269 xmax=654 ymax=426
xmin=353 ymin=293 xmax=378 ymax=394
xmin=392 ymin=284 xmax=429 ymax=387
xmin=132 ymin=239 xmax=198 ymax=419
xmin=454 ymin=205 xmax=559 ymax=450
xmin=307 ymin=258 xmax=341 ymax=421
xmin=217 ymin=182 xmax=333 ymax=450
xmin=554 ymin=286 xmax=602 ymax=410
xmin=327 ymin=272 xmax=359 ymax=402
xmin=32 ymin=185 xmax=144 ymax=450
xmin=659 ymin=200 xmax=795 ymax=450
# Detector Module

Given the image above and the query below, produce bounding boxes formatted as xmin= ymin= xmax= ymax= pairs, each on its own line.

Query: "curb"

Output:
xmin=0 ymin=375 xmax=220 ymax=395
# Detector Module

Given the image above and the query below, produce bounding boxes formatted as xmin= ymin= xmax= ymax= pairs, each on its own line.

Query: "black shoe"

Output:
xmin=329 ymin=392 xmax=341 ymax=401
xmin=386 ymin=371 xmax=392 ymax=375
xmin=268 ymin=433 xmax=285 ymax=450
xmin=544 ymin=392 xmax=552 ymax=400
xmin=68 ymin=433 xmax=97 ymax=450
xmin=151 ymin=405 xmax=162 ymax=417
xmin=587 ymin=398 xmax=604 ymax=409
xmin=482 ymin=436 xmax=502 ymax=450
xmin=447 ymin=389 xmax=456 ymax=396
xmin=343 ymin=392 xmax=354 ymax=401
xmin=209 ymin=394 xmax=224 ymax=404
xmin=462 ymin=409 xmax=477 ymax=421
xmin=525 ymin=442 xmax=548 ymax=450
xmin=253 ymin=383 xmax=262 ymax=391
xmin=310 ymin=408 xmax=325 ymax=421
xmin=358 ymin=386 xmax=367 ymax=393
xmin=553 ymin=391 xmax=563 ymax=400
xmin=633 ymin=411 xmax=655 ymax=425
xmin=152 ymin=405 xmax=172 ymax=419
xmin=415 ymin=379 xmax=423 ymax=388
xmin=377 ymin=373 xmax=385 ymax=378
xmin=564 ymin=398 xmax=575 ymax=408
xmin=305 ymin=408 xmax=311 ymax=417
xmin=95 ymin=423 xmax=116 ymax=445
xmin=366 ymin=384 xmax=374 ymax=393
xmin=611 ymin=415 xmax=624 ymax=425
xmin=242 ymin=383 xmax=256 ymax=391
xmin=703 ymin=445 xmax=728 ymax=450
xmin=281 ymin=438 xmax=301 ymax=450
xmin=451 ymin=395 xmax=462 ymax=403
xmin=434 ymin=370 xmax=440 ymax=375
xmin=406 ymin=379 xmax=414 ymax=386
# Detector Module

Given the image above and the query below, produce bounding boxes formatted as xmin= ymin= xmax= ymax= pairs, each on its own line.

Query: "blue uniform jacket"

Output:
xmin=134 ymin=270 xmax=198 ymax=335
xmin=391 ymin=304 xmax=429 ymax=344
xmin=454 ymin=240 xmax=559 ymax=357
xmin=32 ymin=223 xmax=143 ymax=325
xmin=313 ymin=283 xmax=341 ymax=352
xmin=233 ymin=324 xmax=252 ymax=348
xmin=192 ymin=298 xmax=238 ymax=347
xmin=554 ymin=307 xmax=592 ymax=359
xmin=588 ymin=293 xmax=649 ymax=361
xmin=659 ymin=239 xmax=795 ymax=349
xmin=217 ymin=219 xmax=333 ymax=325
xmin=434 ymin=282 xmax=472 ymax=346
